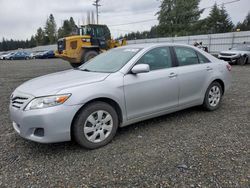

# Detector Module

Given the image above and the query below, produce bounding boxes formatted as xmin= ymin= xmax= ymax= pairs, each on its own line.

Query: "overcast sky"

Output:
xmin=0 ymin=0 xmax=249 ymax=40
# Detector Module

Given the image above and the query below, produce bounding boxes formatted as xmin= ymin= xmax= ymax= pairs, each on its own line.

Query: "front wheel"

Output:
xmin=203 ymin=82 xmax=223 ymax=111
xmin=70 ymin=63 xmax=82 ymax=68
xmin=72 ymin=102 xmax=119 ymax=149
xmin=237 ymin=56 xmax=247 ymax=65
xmin=81 ymin=50 xmax=99 ymax=64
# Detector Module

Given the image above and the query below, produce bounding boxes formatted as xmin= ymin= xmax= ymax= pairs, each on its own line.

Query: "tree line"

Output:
xmin=0 ymin=10 xmax=99 ymax=52
xmin=0 ymin=14 xmax=77 ymax=51
xmin=123 ymin=1 xmax=250 ymax=40
xmin=1 ymin=0 xmax=250 ymax=51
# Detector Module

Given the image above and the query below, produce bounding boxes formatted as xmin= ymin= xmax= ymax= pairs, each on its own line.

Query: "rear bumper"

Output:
xmin=9 ymin=104 xmax=82 ymax=143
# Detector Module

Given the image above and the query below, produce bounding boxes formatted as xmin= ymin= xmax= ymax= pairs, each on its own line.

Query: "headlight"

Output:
xmin=82 ymin=38 xmax=91 ymax=43
xmin=25 ymin=94 xmax=71 ymax=111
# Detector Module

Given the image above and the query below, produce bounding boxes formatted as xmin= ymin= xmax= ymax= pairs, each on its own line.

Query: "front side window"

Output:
xmin=197 ymin=52 xmax=210 ymax=64
xmin=174 ymin=47 xmax=199 ymax=66
xmin=136 ymin=47 xmax=172 ymax=71
xmin=79 ymin=48 xmax=141 ymax=73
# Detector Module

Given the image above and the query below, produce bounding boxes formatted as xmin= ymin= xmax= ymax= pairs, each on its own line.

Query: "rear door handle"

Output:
xmin=168 ymin=73 xmax=178 ymax=78
xmin=206 ymin=66 xmax=213 ymax=71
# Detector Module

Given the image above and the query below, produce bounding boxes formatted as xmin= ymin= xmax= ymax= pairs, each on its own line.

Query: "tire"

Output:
xmin=81 ymin=50 xmax=99 ymax=64
xmin=244 ymin=57 xmax=248 ymax=64
xmin=237 ymin=56 xmax=247 ymax=65
xmin=203 ymin=82 xmax=223 ymax=111
xmin=72 ymin=102 xmax=119 ymax=149
xmin=70 ymin=63 xmax=82 ymax=68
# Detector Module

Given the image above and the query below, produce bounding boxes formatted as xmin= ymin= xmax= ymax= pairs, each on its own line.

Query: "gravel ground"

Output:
xmin=0 ymin=59 xmax=249 ymax=188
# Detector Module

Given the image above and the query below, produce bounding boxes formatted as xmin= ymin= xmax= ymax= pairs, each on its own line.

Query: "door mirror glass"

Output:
xmin=131 ymin=64 xmax=150 ymax=74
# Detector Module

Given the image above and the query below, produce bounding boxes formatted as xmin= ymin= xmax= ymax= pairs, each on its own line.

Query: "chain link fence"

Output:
xmin=127 ymin=31 xmax=250 ymax=54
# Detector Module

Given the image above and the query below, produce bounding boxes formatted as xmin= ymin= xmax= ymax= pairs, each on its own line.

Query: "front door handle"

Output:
xmin=169 ymin=73 xmax=178 ymax=78
xmin=206 ymin=66 xmax=213 ymax=71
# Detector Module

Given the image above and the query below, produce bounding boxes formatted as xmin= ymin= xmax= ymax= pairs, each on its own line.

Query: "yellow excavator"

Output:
xmin=55 ymin=24 xmax=127 ymax=67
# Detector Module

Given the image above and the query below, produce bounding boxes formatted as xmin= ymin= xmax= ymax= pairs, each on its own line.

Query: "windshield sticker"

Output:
xmin=124 ymin=49 xmax=140 ymax=52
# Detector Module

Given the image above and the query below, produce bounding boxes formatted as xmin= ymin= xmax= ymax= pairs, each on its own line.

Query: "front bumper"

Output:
xmin=9 ymin=104 xmax=82 ymax=143
xmin=218 ymin=54 xmax=240 ymax=63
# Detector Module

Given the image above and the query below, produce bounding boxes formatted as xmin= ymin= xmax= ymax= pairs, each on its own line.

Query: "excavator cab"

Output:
xmin=55 ymin=24 xmax=127 ymax=67
xmin=79 ymin=24 xmax=111 ymax=49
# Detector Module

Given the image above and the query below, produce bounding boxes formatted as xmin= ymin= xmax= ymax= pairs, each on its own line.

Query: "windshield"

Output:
xmin=81 ymin=26 xmax=92 ymax=36
xmin=231 ymin=46 xmax=250 ymax=51
xmin=79 ymin=48 xmax=141 ymax=73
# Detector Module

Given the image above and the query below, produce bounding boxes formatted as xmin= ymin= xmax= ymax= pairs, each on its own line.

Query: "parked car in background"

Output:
xmin=35 ymin=50 xmax=55 ymax=59
xmin=9 ymin=43 xmax=232 ymax=149
xmin=6 ymin=52 xmax=31 ymax=60
xmin=218 ymin=45 xmax=250 ymax=65
xmin=0 ymin=52 xmax=15 ymax=60
xmin=28 ymin=52 xmax=36 ymax=59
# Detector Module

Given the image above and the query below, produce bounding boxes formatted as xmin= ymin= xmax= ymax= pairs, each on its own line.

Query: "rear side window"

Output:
xmin=197 ymin=52 xmax=210 ymax=64
xmin=174 ymin=47 xmax=199 ymax=66
xmin=137 ymin=47 xmax=172 ymax=71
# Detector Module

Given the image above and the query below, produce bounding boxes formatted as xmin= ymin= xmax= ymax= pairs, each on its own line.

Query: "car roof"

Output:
xmin=120 ymin=43 xmax=194 ymax=50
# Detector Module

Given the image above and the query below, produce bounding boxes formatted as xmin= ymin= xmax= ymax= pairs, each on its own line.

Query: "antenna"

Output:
xmin=93 ymin=0 xmax=101 ymax=24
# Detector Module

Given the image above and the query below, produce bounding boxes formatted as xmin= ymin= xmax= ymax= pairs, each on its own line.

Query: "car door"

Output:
xmin=173 ymin=46 xmax=213 ymax=106
xmin=16 ymin=52 xmax=22 ymax=60
xmin=124 ymin=47 xmax=179 ymax=120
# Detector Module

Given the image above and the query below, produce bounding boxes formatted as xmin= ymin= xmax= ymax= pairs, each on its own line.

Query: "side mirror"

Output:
xmin=229 ymin=48 xmax=232 ymax=50
xmin=131 ymin=64 xmax=150 ymax=74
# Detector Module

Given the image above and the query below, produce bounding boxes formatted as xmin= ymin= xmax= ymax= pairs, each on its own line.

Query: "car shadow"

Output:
xmin=20 ymin=105 xmax=207 ymax=156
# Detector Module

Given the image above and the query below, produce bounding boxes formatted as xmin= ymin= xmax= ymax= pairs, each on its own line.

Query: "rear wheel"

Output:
xmin=73 ymin=102 xmax=118 ymax=149
xmin=203 ymin=82 xmax=223 ymax=111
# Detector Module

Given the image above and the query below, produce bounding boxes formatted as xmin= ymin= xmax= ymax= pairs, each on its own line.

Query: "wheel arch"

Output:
xmin=70 ymin=97 xmax=123 ymax=139
xmin=210 ymin=79 xmax=225 ymax=95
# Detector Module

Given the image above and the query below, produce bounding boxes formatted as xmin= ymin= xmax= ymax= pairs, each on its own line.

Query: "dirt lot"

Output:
xmin=0 ymin=59 xmax=249 ymax=187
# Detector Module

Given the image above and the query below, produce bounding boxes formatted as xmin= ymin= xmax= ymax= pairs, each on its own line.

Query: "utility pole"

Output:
xmin=93 ymin=0 xmax=101 ymax=24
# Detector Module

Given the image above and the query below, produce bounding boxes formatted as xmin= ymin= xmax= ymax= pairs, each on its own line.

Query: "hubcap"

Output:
xmin=208 ymin=86 xmax=221 ymax=107
xmin=84 ymin=110 xmax=113 ymax=143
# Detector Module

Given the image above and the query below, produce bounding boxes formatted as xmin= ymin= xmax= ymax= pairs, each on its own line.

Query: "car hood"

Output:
xmin=16 ymin=69 xmax=110 ymax=96
xmin=220 ymin=50 xmax=248 ymax=55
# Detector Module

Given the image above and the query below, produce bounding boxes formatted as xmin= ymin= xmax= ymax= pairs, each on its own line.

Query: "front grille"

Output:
xmin=220 ymin=57 xmax=231 ymax=61
xmin=11 ymin=96 xmax=28 ymax=109
xmin=58 ymin=38 xmax=66 ymax=53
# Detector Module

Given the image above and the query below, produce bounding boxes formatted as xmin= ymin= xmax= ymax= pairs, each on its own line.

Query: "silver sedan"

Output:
xmin=9 ymin=43 xmax=232 ymax=149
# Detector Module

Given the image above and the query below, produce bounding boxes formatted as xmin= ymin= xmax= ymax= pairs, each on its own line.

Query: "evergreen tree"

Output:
xmin=69 ymin=17 xmax=76 ymax=28
xmin=58 ymin=17 xmax=77 ymax=38
xmin=45 ymin=14 xmax=57 ymax=44
xmin=157 ymin=0 xmax=203 ymax=37
xmin=29 ymin=36 xmax=37 ymax=48
xmin=35 ymin=27 xmax=45 ymax=45
xmin=236 ymin=12 xmax=250 ymax=31
xmin=219 ymin=5 xmax=234 ymax=32
xmin=206 ymin=4 xmax=234 ymax=33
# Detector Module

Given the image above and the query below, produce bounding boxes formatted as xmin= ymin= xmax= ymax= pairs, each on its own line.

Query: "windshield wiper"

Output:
xmin=74 ymin=67 xmax=91 ymax=72
xmin=81 ymin=68 xmax=91 ymax=72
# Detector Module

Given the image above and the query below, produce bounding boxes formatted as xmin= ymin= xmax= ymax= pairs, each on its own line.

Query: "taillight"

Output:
xmin=226 ymin=64 xmax=232 ymax=71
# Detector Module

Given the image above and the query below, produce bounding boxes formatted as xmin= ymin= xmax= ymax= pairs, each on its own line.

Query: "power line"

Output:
xmin=202 ymin=0 xmax=240 ymax=10
xmin=108 ymin=0 xmax=241 ymax=27
xmin=109 ymin=19 xmax=157 ymax=27
xmin=93 ymin=0 xmax=101 ymax=24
